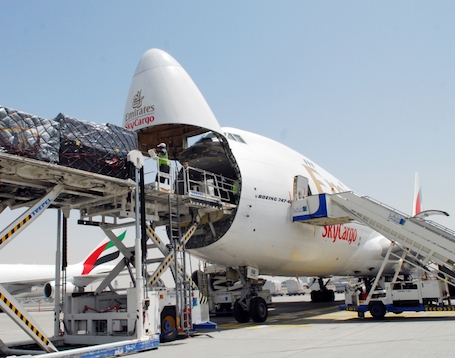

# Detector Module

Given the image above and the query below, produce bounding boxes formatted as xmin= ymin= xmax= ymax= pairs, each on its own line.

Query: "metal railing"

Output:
xmin=345 ymin=191 xmax=455 ymax=243
xmin=147 ymin=161 xmax=237 ymax=205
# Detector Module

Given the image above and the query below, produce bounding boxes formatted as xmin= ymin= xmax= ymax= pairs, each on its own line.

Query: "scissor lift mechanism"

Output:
xmin=0 ymin=151 xmax=235 ymax=352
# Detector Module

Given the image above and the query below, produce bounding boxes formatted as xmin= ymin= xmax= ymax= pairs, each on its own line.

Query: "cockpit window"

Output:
xmin=233 ymin=134 xmax=246 ymax=143
xmin=225 ymin=132 xmax=246 ymax=143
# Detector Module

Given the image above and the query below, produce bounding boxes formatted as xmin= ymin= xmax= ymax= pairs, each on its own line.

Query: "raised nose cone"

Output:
xmin=134 ymin=48 xmax=181 ymax=73
xmin=123 ymin=48 xmax=222 ymax=157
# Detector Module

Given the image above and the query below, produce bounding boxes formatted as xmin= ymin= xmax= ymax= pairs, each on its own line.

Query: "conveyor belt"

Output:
xmin=0 ymin=151 xmax=134 ymax=211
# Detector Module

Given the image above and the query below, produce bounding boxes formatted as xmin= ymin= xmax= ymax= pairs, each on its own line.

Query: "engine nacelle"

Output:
xmin=43 ymin=281 xmax=81 ymax=298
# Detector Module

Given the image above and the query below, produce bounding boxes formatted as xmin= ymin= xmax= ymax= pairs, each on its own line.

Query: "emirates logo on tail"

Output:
xmin=82 ymin=231 xmax=126 ymax=275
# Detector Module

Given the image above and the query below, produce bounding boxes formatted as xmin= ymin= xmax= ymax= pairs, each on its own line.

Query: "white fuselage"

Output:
xmin=0 ymin=263 xmax=82 ymax=284
xmin=190 ymin=128 xmax=390 ymax=277
xmin=0 ymin=262 xmax=114 ymax=297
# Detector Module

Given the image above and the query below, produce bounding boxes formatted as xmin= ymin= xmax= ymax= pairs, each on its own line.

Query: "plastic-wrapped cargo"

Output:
xmin=285 ymin=278 xmax=305 ymax=295
xmin=57 ymin=113 xmax=138 ymax=179
xmin=263 ymin=279 xmax=283 ymax=296
xmin=0 ymin=106 xmax=60 ymax=163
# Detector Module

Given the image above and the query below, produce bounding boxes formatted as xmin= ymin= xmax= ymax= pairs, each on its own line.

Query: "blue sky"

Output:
xmin=0 ymin=1 xmax=454 ymax=264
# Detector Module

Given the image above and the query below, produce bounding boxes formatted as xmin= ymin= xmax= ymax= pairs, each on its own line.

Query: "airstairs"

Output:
xmin=292 ymin=190 xmax=455 ymax=281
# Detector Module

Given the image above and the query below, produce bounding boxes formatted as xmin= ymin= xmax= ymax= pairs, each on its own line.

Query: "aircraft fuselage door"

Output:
xmin=293 ymin=175 xmax=310 ymax=200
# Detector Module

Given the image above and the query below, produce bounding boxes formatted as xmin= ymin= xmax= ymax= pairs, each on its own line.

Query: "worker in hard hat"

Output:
xmin=155 ymin=143 xmax=170 ymax=183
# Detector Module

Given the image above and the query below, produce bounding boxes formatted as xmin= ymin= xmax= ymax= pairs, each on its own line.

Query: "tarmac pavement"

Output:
xmin=1 ymin=295 xmax=455 ymax=358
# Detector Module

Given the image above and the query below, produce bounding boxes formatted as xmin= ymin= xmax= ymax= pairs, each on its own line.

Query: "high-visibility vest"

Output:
xmin=158 ymin=151 xmax=170 ymax=166
xmin=232 ymin=180 xmax=239 ymax=194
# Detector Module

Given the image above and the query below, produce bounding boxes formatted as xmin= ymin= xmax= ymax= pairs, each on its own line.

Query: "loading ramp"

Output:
xmin=0 ymin=150 xmax=235 ymax=354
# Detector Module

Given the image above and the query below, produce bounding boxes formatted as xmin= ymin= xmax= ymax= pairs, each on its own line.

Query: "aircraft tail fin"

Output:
xmin=80 ymin=230 xmax=127 ymax=275
xmin=411 ymin=173 xmax=449 ymax=219
xmin=412 ymin=172 xmax=422 ymax=217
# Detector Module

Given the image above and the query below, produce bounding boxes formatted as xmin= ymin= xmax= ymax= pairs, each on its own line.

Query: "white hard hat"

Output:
xmin=157 ymin=143 xmax=166 ymax=148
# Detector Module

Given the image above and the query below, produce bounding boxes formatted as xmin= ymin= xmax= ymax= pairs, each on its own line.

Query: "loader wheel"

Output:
xmin=369 ymin=302 xmax=386 ymax=320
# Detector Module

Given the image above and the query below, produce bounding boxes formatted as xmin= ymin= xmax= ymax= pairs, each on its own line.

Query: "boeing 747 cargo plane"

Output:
xmin=0 ymin=49 xmax=439 ymax=327
xmin=122 ymin=48 xmax=398 ymax=323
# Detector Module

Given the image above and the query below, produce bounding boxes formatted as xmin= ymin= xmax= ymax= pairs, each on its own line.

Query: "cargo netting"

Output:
xmin=0 ymin=106 xmax=138 ymax=179
xmin=0 ymin=106 xmax=60 ymax=163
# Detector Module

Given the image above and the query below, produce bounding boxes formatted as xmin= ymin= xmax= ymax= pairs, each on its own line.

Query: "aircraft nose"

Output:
xmin=134 ymin=48 xmax=181 ymax=75
xmin=124 ymin=48 xmax=223 ymax=153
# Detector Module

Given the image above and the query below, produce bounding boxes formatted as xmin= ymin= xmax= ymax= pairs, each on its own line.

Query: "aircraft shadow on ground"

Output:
xmin=208 ymin=299 xmax=455 ymax=330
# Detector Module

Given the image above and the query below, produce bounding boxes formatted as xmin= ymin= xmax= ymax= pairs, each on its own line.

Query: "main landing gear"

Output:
xmin=232 ymin=267 xmax=269 ymax=323
xmin=234 ymin=296 xmax=268 ymax=323
xmin=310 ymin=277 xmax=335 ymax=302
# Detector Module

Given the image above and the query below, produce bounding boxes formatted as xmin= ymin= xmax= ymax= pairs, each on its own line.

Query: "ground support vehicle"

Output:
xmin=341 ymin=276 xmax=455 ymax=319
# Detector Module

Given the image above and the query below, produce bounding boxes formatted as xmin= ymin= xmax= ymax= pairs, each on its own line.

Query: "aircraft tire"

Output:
xmin=233 ymin=300 xmax=250 ymax=323
xmin=311 ymin=289 xmax=335 ymax=302
xmin=311 ymin=290 xmax=322 ymax=302
xmin=324 ymin=289 xmax=335 ymax=302
xmin=369 ymin=302 xmax=386 ymax=320
xmin=250 ymin=297 xmax=268 ymax=323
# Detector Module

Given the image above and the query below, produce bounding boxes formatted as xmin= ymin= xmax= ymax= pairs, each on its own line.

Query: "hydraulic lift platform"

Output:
xmin=0 ymin=151 xmax=234 ymax=355
xmin=0 ymin=47 xmax=239 ymax=356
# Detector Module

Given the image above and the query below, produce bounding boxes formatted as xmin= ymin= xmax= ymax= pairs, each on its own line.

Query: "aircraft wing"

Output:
xmin=72 ymin=268 xmax=128 ymax=288
xmin=73 ymin=275 xmax=106 ymax=288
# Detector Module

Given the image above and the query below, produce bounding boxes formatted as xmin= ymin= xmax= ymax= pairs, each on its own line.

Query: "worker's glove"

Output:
xmin=148 ymin=148 xmax=158 ymax=160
